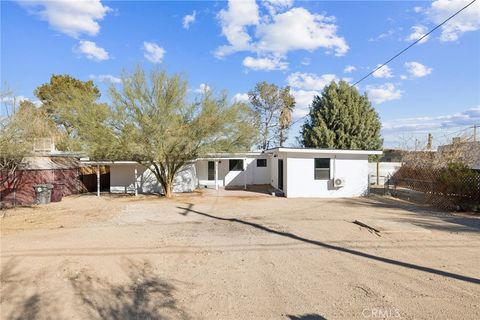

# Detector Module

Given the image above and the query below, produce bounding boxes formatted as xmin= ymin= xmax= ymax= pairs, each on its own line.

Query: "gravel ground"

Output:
xmin=1 ymin=191 xmax=479 ymax=320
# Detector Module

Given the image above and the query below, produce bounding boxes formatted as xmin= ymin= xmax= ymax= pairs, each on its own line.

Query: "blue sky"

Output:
xmin=1 ymin=0 xmax=479 ymax=148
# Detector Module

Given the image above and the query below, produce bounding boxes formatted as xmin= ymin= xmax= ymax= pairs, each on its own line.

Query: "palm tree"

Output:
xmin=278 ymin=87 xmax=295 ymax=147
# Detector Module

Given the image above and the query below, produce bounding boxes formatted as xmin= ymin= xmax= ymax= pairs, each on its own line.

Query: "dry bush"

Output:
xmin=392 ymin=135 xmax=480 ymax=211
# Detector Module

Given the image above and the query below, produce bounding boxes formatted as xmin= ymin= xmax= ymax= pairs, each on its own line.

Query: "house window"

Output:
xmin=229 ymin=159 xmax=244 ymax=171
xmin=314 ymin=158 xmax=330 ymax=180
xmin=256 ymin=159 xmax=267 ymax=167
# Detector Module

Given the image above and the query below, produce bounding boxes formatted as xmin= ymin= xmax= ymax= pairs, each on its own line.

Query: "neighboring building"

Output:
xmin=437 ymin=139 xmax=480 ymax=170
xmin=87 ymin=148 xmax=381 ymax=198
xmin=0 ymin=139 xmax=108 ymax=207
xmin=0 ymin=156 xmax=82 ymax=206
xmin=380 ymin=148 xmax=436 ymax=163
xmin=380 ymin=149 xmax=404 ymax=162
xmin=368 ymin=162 xmax=402 ymax=186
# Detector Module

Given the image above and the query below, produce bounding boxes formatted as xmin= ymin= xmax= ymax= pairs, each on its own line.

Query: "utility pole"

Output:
xmin=426 ymin=133 xmax=432 ymax=150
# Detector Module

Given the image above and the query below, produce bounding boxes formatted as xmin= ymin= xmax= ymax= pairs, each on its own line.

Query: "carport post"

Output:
xmin=134 ymin=167 xmax=138 ymax=196
xmin=244 ymin=158 xmax=247 ymax=190
xmin=214 ymin=160 xmax=218 ymax=191
xmin=376 ymin=160 xmax=380 ymax=186
xmin=96 ymin=165 xmax=100 ymax=197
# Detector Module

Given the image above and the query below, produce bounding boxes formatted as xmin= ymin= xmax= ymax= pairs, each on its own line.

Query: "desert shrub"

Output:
xmin=392 ymin=163 xmax=480 ymax=212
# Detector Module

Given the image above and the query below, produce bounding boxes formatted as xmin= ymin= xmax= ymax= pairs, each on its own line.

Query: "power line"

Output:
xmin=291 ymin=0 xmax=477 ymax=126
xmin=352 ymin=0 xmax=477 ymax=86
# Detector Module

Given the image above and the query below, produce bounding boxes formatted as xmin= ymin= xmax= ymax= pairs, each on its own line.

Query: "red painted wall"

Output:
xmin=0 ymin=169 xmax=80 ymax=207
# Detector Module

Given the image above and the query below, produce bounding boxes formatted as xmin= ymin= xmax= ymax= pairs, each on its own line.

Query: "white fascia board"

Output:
xmin=264 ymin=148 xmax=382 ymax=155
xmin=81 ymin=160 xmax=138 ymax=165
xmin=198 ymin=152 xmax=265 ymax=160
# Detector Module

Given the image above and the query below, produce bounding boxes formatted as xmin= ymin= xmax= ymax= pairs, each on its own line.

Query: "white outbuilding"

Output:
xmin=264 ymin=148 xmax=382 ymax=198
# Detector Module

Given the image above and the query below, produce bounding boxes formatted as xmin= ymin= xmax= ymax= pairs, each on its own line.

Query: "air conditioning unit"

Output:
xmin=333 ymin=177 xmax=346 ymax=188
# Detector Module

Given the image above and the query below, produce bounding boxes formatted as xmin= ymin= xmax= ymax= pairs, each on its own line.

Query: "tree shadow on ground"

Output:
xmin=69 ymin=258 xmax=190 ymax=320
xmin=1 ymin=257 xmax=189 ymax=320
xmin=343 ymin=196 xmax=480 ymax=233
xmin=0 ymin=258 xmax=60 ymax=320
xmin=177 ymin=204 xmax=480 ymax=285
xmin=287 ymin=313 xmax=327 ymax=319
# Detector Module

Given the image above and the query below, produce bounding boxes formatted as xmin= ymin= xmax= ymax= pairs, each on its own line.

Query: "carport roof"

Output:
xmin=264 ymin=147 xmax=383 ymax=155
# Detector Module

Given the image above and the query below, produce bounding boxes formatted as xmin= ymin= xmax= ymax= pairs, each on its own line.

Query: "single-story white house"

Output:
xmin=82 ymin=148 xmax=381 ymax=198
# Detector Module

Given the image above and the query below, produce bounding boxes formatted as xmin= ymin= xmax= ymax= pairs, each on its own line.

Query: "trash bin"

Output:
xmin=33 ymin=184 xmax=53 ymax=205
xmin=50 ymin=182 xmax=65 ymax=202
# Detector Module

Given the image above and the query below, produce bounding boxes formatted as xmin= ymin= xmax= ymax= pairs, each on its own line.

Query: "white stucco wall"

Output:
xmin=196 ymin=155 xmax=270 ymax=188
xmin=284 ymin=152 xmax=369 ymax=198
xmin=110 ymin=162 xmax=197 ymax=194
xmin=368 ymin=162 xmax=402 ymax=185
xmin=108 ymin=151 xmax=372 ymax=197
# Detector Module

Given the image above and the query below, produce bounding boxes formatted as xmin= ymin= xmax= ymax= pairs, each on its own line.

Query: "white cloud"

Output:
xmin=400 ymin=75 xmax=408 ymax=80
xmin=404 ymin=61 xmax=433 ymax=78
xmin=1 ymin=95 xmax=28 ymax=104
xmin=368 ymin=29 xmax=395 ymax=42
xmin=182 ymin=10 xmax=196 ymax=29
xmin=372 ymin=64 xmax=393 ymax=78
xmin=143 ymin=41 xmax=165 ymax=63
xmin=1 ymin=95 xmax=41 ymax=107
xmin=215 ymin=1 xmax=349 ymax=66
xmin=216 ymin=0 xmax=260 ymax=58
xmin=413 ymin=6 xmax=424 ymax=13
xmin=255 ymin=7 xmax=349 ymax=56
xmin=405 ymin=25 xmax=429 ymax=43
xmin=18 ymin=0 xmax=110 ymax=38
xmin=262 ymin=0 xmax=294 ymax=15
xmin=89 ymin=74 xmax=121 ymax=84
xmin=233 ymin=93 xmax=249 ymax=103
xmin=291 ymin=89 xmax=318 ymax=118
xmin=194 ymin=83 xmax=211 ymax=93
xmin=382 ymin=106 xmax=480 ymax=133
xmin=76 ymin=40 xmax=109 ymax=61
xmin=426 ymin=0 xmax=480 ymax=41
xmin=242 ymin=56 xmax=288 ymax=71
xmin=287 ymin=72 xmax=337 ymax=91
xmin=366 ymin=83 xmax=402 ymax=104
xmin=344 ymin=65 xmax=356 ymax=73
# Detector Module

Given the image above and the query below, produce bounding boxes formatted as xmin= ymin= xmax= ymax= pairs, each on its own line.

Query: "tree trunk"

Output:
xmin=261 ymin=121 xmax=269 ymax=150
xmin=279 ymin=129 xmax=284 ymax=147
xmin=163 ymin=181 xmax=173 ymax=198
xmin=147 ymin=160 xmax=180 ymax=198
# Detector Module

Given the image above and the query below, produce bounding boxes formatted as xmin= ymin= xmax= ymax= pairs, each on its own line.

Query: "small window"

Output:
xmin=229 ymin=159 xmax=244 ymax=171
xmin=256 ymin=159 xmax=267 ymax=167
xmin=314 ymin=158 xmax=330 ymax=180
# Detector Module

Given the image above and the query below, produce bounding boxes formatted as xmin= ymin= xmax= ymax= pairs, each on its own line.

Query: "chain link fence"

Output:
xmin=385 ymin=164 xmax=480 ymax=211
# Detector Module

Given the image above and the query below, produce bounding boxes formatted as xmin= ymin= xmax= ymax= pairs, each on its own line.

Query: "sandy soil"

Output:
xmin=1 ymin=190 xmax=479 ymax=320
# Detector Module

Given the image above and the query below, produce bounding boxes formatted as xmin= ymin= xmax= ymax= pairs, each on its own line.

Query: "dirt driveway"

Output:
xmin=1 ymin=191 xmax=479 ymax=319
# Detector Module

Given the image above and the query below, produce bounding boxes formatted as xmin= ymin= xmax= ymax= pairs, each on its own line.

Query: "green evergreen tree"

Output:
xmin=34 ymin=74 xmax=110 ymax=152
xmin=301 ymin=80 xmax=383 ymax=150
